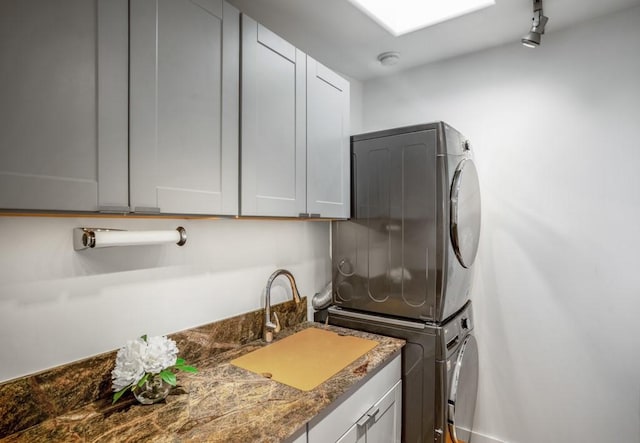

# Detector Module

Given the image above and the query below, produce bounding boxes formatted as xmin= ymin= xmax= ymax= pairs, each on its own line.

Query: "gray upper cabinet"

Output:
xmin=0 ymin=0 xmax=129 ymax=212
xmin=306 ymin=56 xmax=350 ymax=219
xmin=240 ymin=16 xmax=350 ymax=219
xmin=130 ymin=0 xmax=239 ymax=215
xmin=1 ymin=1 xmax=347 ymax=218
xmin=240 ymin=15 xmax=307 ymax=217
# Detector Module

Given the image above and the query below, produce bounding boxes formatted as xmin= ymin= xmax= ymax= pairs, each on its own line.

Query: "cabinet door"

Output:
xmin=364 ymin=380 xmax=402 ymax=443
xmin=336 ymin=423 xmax=364 ymax=443
xmin=130 ymin=0 xmax=239 ymax=215
xmin=336 ymin=380 xmax=402 ymax=443
xmin=0 ymin=0 xmax=128 ymax=212
xmin=306 ymin=56 xmax=350 ymax=219
xmin=240 ymin=15 xmax=306 ymax=217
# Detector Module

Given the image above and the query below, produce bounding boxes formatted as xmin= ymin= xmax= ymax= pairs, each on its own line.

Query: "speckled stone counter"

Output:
xmin=0 ymin=300 xmax=404 ymax=442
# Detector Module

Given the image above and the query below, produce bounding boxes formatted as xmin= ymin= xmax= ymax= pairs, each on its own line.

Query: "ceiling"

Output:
xmin=228 ymin=0 xmax=640 ymax=81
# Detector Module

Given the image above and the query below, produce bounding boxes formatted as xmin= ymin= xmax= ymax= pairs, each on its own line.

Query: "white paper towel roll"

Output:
xmin=92 ymin=230 xmax=181 ymax=247
xmin=73 ymin=227 xmax=187 ymax=250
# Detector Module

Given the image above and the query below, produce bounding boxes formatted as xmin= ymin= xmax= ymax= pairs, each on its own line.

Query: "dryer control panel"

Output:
xmin=442 ymin=302 xmax=474 ymax=360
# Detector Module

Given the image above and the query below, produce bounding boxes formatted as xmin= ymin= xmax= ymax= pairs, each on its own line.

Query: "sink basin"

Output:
xmin=230 ymin=327 xmax=379 ymax=391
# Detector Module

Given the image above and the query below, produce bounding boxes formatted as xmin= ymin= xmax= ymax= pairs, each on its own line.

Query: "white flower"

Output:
xmin=111 ymin=338 xmax=146 ymax=392
xmin=142 ymin=336 xmax=179 ymax=374
xmin=111 ymin=335 xmax=180 ymax=393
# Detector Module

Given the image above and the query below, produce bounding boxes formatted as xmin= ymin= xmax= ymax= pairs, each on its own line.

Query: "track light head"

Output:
xmin=522 ymin=0 xmax=549 ymax=48
xmin=521 ymin=31 xmax=541 ymax=48
xmin=521 ymin=34 xmax=539 ymax=48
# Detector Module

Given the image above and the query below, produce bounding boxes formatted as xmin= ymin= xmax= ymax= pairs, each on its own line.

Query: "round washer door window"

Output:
xmin=450 ymin=159 xmax=481 ymax=268
xmin=448 ymin=335 xmax=479 ymax=443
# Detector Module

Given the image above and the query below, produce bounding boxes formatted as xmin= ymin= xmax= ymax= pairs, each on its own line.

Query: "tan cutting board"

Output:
xmin=230 ymin=328 xmax=379 ymax=391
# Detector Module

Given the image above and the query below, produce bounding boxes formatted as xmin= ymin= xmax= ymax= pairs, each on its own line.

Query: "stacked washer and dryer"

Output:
xmin=328 ymin=122 xmax=482 ymax=443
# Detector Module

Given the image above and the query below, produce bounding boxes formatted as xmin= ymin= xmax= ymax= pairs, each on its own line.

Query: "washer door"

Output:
xmin=450 ymin=159 xmax=481 ymax=268
xmin=447 ymin=335 xmax=479 ymax=443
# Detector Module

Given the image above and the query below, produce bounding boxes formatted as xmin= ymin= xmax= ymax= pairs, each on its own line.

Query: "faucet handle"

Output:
xmin=272 ymin=311 xmax=281 ymax=333
xmin=264 ymin=312 xmax=281 ymax=343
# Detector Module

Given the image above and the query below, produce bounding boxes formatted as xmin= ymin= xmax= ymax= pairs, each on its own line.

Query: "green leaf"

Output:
xmin=140 ymin=334 xmax=148 ymax=342
xmin=176 ymin=358 xmax=185 ymax=365
xmin=160 ymin=370 xmax=177 ymax=386
xmin=175 ymin=365 xmax=198 ymax=373
xmin=112 ymin=386 xmax=130 ymax=404
xmin=136 ymin=373 xmax=150 ymax=388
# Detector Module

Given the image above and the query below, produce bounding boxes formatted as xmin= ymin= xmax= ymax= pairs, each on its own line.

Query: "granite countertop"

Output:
xmin=1 ymin=321 xmax=404 ymax=442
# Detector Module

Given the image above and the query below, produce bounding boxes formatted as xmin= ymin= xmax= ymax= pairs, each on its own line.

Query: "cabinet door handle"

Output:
xmin=356 ymin=405 xmax=380 ymax=429
xmin=134 ymin=206 xmax=161 ymax=214
xmin=356 ymin=413 xmax=370 ymax=429
xmin=99 ymin=206 xmax=130 ymax=214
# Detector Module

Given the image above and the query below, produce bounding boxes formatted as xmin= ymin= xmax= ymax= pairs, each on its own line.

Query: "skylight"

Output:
xmin=348 ymin=0 xmax=496 ymax=36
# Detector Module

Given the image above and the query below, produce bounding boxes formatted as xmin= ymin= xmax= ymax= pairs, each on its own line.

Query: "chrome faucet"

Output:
xmin=264 ymin=269 xmax=301 ymax=343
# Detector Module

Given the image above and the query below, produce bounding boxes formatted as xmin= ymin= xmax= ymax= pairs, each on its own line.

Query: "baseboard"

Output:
xmin=471 ymin=430 xmax=507 ymax=443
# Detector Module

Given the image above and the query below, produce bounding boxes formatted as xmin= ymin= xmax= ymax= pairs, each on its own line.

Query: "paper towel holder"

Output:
xmin=73 ymin=227 xmax=187 ymax=250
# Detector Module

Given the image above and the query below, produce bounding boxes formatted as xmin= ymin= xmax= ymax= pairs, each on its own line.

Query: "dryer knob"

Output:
xmin=461 ymin=317 xmax=469 ymax=330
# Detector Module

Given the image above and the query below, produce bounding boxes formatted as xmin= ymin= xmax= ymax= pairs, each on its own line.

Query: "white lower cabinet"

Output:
xmin=305 ymin=354 xmax=402 ymax=443
xmin=336 ymin=380 xmax=402 ymax=443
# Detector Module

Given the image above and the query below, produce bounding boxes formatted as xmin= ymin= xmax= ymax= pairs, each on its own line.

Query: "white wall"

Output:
xmin=362 ymin=6 xmax=640 ymax=443
xmin=0 ymin=216 xmax=330 ymax=382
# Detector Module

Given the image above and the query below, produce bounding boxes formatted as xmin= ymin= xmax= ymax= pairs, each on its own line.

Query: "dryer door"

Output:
xmin=450 ymin=159 xmax=481 ymax=268
xmin=447 ymin=335 xmax=479 ymax=443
